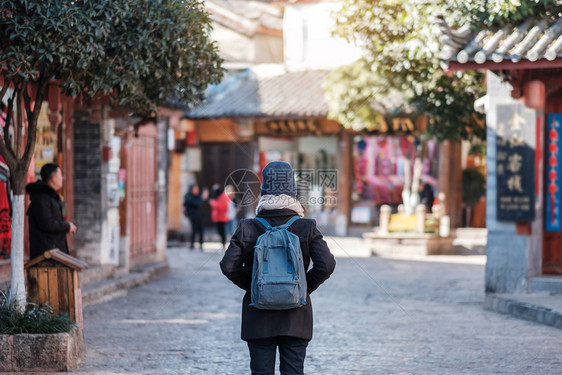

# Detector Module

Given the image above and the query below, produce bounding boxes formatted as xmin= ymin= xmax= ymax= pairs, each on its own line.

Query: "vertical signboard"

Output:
xmin=546 ymin=114 xmax=562 ymax=231
xmin=496 ymin=104 xmax=535 ymax=222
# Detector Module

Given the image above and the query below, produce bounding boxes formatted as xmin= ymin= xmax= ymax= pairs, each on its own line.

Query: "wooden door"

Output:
xmin=199 ymin=142 xmax=254 ymax=190
xmin=199 ymin=142 xmax=254 ymax=224
xmin=127 ymin=124 xmax=158 ymax=259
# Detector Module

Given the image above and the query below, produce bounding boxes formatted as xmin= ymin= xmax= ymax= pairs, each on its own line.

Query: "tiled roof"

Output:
xmin=185 ymin=67 xmax=331 ymax=119
xmin=439 ymin=15 xmax=562 ymax=65
xmin=206 ymin=0 xmax=283 ymax=36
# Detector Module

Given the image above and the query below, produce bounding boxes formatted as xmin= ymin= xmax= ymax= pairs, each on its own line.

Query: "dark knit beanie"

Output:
xmin=260 ymin=161 xmax=297 ymax=197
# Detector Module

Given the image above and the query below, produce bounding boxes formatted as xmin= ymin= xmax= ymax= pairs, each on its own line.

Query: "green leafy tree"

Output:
xmin=0 ymin=0 xmax=223 ymax=312
xmin=325 ymin=0 xmax=562 ymax=140
xmin=460 ymin=0 xmax=561 ymax=27
xmin=324 ymin=0 xmax=486 ymax=141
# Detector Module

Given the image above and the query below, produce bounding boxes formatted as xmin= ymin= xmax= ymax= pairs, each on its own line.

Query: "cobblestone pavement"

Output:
xmin=74 ymin=239 xmax=562 ymax=375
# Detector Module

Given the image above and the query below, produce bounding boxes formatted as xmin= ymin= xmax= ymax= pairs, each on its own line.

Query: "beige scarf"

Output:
xmin=255 ymin=194 xmax=305 ymax=217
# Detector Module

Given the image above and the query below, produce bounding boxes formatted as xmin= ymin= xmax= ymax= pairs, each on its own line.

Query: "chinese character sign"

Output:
xmin=496 ymin=104 xmax=535 ymax=222
xmin=546 ymin=114 xmax=562 ymax=231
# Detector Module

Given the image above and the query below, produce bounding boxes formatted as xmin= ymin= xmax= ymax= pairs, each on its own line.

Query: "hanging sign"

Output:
xmin=265 ymin=119 xmax=321 ymax=136
xmin=496 ymin=103 xmax=535 ymax=222
xmin=546 ymin=114 xmax=562 ymax=231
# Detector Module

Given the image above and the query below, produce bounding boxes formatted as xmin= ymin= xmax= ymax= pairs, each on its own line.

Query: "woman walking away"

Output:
xmin=220 ymin=161 xmax=336 ymax=375
xmin=183 ymin=184 xmax=207 ymax=250
xmin=209 ymin=185 xmax=229 ymax=249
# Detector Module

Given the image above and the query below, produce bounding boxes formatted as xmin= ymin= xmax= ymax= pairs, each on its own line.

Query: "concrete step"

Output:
xmin=80 ymin=264 xmax=116 ymax=285
xmin=484 ymin=293 xmax=562 ymax=329
xmin=82 ymin=261 xmax=169 ymax=307
xmin=529 ymin=276 xmax=562 ymax=294
xmin=453 ymin=227 xmax=488 ymax=239
xmin=364 ymin=233 xmax=456 ymax=256
xmin=131 ymin=261 xmax=170 ymax=279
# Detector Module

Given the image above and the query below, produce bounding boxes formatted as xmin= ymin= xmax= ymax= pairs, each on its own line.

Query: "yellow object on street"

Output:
xmin=388 ymin=214 xmax=418 ymax=232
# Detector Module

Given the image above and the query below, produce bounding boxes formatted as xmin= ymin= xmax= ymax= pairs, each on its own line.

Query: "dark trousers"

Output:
xmin=189 ymin=217 xmax=204 ymax=248
xmin=216 ymin=222 xmax=226 ymax=247
xmin=247 ymin=336 xmax=309 ymax=375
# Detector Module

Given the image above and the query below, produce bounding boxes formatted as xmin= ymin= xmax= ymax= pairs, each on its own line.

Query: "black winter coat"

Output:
xmin=26 ymin=181 xmax=70 ymax=260
xmin=183 ymin=192 xmax=204 ymax=221
xmin=220 ymin=208 xmax=336 ymax=341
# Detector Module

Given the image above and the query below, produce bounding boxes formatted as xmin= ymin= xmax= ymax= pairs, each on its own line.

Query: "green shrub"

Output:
xmin=0 ymin=290 xmax=75 ymax=334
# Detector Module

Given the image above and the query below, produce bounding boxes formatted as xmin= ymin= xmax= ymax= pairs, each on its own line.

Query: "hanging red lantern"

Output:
xmin=524 ymin=80 xmax=546 ymax=110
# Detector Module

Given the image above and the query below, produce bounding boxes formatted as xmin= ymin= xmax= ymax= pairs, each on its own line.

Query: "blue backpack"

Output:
xmin=250 ymin=216 xmax=307 ymax=310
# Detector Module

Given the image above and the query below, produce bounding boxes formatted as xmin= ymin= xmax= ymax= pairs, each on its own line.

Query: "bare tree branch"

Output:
xmin=15 ymin=86 xmax=22 ymax=159
xmin=22 ymin=81 xmax=34 ymax=127
xmin=0 ymin=92 xmax=17 ymax=171
xmin=3 ymin=90 xmax=15 ymax=156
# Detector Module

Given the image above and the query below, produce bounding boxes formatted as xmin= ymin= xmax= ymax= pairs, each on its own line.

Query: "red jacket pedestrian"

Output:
xmin=210 ymin=188 xmax=230 ymax=248
xmin=210 ymin=191 xmax=230 ymax=223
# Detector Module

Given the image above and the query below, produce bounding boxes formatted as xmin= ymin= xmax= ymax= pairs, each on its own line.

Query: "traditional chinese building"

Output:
xmin=174 ymin=66 xmax=353 ymax=235
xmin=440 ymin=15 xmax=562 ymax=293
xmin=205 ymin=0 xmax=284 ymax=71
xmin=169 ymin=0 xmax=363 ymax=235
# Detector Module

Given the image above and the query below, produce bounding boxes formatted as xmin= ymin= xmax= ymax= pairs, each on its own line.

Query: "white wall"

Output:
xmin=284 ymin=2 xmax=363 ymax=71
xmin=212 ymin=23 xmax=284 ymax=66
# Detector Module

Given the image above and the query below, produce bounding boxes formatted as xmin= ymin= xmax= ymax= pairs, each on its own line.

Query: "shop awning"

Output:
xmin=439 ymin=15 xmax=562 ymax=71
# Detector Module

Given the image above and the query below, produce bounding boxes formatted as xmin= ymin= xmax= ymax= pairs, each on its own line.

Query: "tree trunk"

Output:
xmin=437 ymin=140 xmax=463 ymax=228
xmin=2 ymin=78 xmax=46 ymax=313
xmin=410 ymin=155 xmax=422 ymax=212
xmin=402 ymin=157 xmax=412 ymax=214
xmin=9 ymin=194 xmax=26 ymax=313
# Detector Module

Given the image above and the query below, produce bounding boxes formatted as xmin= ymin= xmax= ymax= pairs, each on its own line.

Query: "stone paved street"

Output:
xmin=74 ymin=239 xmax=562 ymax=375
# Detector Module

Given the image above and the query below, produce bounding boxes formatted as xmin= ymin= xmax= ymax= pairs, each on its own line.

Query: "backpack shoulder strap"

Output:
xmin=285 ymin=216 xmax=300 ymax=227
xmin=255 ymin=217 xmax=272 ymax=230
xmin=276 ymin=216 xmax=300 ymax=230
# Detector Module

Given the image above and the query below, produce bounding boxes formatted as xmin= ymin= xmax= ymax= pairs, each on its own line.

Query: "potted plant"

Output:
xmin=0 ymin=290 xmax=84 ymax=372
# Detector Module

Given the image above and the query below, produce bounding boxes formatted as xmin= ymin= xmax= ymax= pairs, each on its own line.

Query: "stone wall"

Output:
xmin=73 ymin=109 xmax=103 ymax=265
xmin=0 ymin=326 xmax=84 ymax=372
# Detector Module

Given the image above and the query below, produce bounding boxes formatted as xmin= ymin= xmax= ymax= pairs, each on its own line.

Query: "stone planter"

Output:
xmin=0 ymin=325 xmax=84 ymax=372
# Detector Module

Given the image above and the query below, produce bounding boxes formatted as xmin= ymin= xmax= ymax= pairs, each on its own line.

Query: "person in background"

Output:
xmin=26 ymin=163 xmax=77 ymax=260
xmin=419 ymin=182 xmax=435 ymax=213
xmin=183 ymin=184 xmax=208 ymax=250
xmin=209 ymin=184 xmax=229 ymax=249
xmin=225 ymin=184 xmax=239 ymax=238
